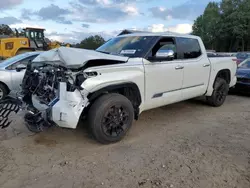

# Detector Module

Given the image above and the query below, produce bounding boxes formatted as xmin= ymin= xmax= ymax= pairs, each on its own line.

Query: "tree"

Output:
xmin=192 ymin=0 xmax=250 ymax=52
xmin=0 ymin=24 xmax=14 ymax=36
xmin=193 ymin=2 xmax=220 ymax=50
xmin=77 ymin=35 xmax=105 ymax=49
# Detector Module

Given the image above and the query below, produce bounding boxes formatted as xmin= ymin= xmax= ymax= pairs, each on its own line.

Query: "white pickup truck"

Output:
xmin=0 ymin=32 xmax=237 ymax=144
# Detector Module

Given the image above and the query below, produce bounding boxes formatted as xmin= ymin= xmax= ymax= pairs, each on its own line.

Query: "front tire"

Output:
xmin=88 ymin=93 xmax=134 ymax=144
xmin=206 ymin=78 xmax=229 ymax=107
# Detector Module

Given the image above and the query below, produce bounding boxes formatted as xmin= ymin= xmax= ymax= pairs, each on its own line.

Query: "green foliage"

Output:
xmin=76 ymin=35 xmax=106 ymax=49
xmin=192 ymin=0 xmax=250 ymax=52
xmin=0 ymin=24 xmax=14 ymax=36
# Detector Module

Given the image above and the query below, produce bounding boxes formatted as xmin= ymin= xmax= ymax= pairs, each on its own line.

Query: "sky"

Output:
xmin=0 ymin=0 xmax=220 ymax=43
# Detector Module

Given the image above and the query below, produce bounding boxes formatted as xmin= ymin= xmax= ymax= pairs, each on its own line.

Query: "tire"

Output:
xmin=0 ymin=83 xmax=8 ymax=100
xmin=88 ymin=93 xmax=134 ymax=144
xmin=206 ymin=77 xmax=229 ymax=107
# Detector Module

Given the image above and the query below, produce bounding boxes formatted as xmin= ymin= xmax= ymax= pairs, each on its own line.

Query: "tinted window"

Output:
xmin=1 ymin=53 xmax=33 ymax=67
xmin=96 ymin=36 xmax=154 ymax=57
xmin=177 ymin=38 xmax=202 ymax=59
xmin=7 ymin=55 xmax=38 ymax=70
xmin=158 ymin=43 xmax=176 ymax=53
xmin=149 ymin=37 xmax=178 ymax=60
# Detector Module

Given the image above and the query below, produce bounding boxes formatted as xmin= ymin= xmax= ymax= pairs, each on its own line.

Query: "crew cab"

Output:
xmin=0 ymin=32 xmax=237 ymax=144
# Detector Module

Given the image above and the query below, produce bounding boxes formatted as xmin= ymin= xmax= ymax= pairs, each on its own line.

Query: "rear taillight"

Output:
xmin=232 ymin=59 xmax=241 ymax=67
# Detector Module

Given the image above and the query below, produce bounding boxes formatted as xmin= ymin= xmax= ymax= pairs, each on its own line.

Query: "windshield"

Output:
xmin=96 ymin=36 xmax=155 ymax=57
xmin=239 ymin=59 xmax=250 ymax=68
xmin=0 ymin=53 xmax=33 ymax=67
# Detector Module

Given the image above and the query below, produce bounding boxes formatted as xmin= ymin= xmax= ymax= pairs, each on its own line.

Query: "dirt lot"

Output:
xmin=0 ymin=94 xmax=250 ymax=188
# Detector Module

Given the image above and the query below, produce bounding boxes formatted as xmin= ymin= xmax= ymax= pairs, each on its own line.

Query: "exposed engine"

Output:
xmin=22 ymin=62 xmax=86 ymax=107
xmin=0 ymin=46 xmax=128 ymax=133
xmin=11 ymin=60 xmax=90 ymax=132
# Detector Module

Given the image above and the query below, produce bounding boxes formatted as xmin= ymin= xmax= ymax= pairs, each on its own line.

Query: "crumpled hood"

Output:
xmin=236 ymin=68 xmax=250 ymax=78
xmin=32 ymin=47 xmax=129 ymax=68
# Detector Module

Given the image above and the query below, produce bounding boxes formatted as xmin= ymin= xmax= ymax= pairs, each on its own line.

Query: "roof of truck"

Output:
xmin=117 ymin=31 xmax=200 ymax=40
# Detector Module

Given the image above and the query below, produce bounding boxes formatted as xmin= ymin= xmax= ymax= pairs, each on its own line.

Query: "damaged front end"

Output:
xmin=0 ymin=47 xmax=129 ymax=132
xmin=1 ymin=60 xmax=90 ymax=132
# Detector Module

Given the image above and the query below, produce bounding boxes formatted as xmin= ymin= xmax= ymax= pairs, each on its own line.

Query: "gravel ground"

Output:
xmin=0 ymin=94 xmax=250 ymax=188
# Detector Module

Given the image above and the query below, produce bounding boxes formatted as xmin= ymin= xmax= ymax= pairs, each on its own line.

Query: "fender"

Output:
xmin=86 ymin=82 xmax=142 ymax=120
xmin=81 ymin=63 xmax=145 ymax=105
xmin=88 ymin=82 xmax=142 ymax=104
xmin=205 ymin=57 xmax=236 ymax=96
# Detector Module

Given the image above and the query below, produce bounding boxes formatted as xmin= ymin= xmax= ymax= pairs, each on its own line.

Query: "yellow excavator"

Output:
xmin=0 ymin=27 xmax=70 ymax=59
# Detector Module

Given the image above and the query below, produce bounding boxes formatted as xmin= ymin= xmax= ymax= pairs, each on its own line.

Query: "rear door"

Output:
xmin=176 ymin=37 xmax=211 ymax=100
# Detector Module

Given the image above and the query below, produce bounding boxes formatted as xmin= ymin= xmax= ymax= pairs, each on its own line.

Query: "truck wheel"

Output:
xmin=206 ymin=78 xmax=229 ymax=107
xmin=88 ymin=93 xmax=134 ymax=144
xmin=0 ymin=83 xmax=8 ymax=100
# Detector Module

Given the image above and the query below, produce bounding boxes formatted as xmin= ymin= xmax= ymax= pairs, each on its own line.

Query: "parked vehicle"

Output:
xmin=0 ymin=33 xmax=237 ymax=144
xmin=231 ymin=58 xmax=250 ymax=93
xmin=0 ymin=27 xmax=70 ymax=60
xmin=234 ymin=52 xmax=250 ymax=65
xmin=0 ymin=51 xmax=42 ymax=100
xmin=207 ymin=52 xmax=226 ymax=57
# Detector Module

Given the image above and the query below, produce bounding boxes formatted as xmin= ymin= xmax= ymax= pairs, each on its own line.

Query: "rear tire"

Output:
xmin=206 ymin=78 xmax=229 ymax=107
xmin=0 ymin=83 xmax=8 ymax=100
xmin=88 ymin=93 xmax=134 ymax=144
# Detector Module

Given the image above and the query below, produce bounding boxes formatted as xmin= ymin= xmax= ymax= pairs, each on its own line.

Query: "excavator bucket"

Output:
xmin=0 ymin=98 xmax=22 ymax=129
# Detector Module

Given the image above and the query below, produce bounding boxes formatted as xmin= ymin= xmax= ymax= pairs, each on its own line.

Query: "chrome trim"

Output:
xmin=152 ymin=83 xmax=204 ymax=98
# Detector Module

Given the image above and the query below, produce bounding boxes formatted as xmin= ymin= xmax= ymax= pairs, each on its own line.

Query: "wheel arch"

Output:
xmin=87 ymin=82 xmax=142 ymax=120
xmin=0 ymin=81 xmax=10 ymax=95
xmin=206 ymin=68 xmax=231 ymax=96
xmin=213 ymin=69 xmax=231 ymax=86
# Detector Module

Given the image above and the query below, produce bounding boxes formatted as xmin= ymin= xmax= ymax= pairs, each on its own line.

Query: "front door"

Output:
xmin=143 ymin=37 xmax=184 ymax=111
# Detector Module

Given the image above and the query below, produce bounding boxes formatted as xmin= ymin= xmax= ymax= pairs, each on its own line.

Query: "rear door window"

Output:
xmin=176 ymin=37 xmax=202 ymax=59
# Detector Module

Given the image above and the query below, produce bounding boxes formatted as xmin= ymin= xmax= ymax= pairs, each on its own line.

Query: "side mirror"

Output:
xmin=155 ymin=49 xmax=175 ymax=60
xmin=16 ymin=64 xmax=26 ymax=72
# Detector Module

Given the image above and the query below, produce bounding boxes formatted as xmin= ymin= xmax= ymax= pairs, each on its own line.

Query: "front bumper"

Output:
xmin=31 ymin=82 xmax=89 ymax=129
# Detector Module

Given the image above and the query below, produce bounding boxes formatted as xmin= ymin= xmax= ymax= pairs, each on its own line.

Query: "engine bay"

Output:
xmin=22 ymin=62 xmax=87 ymax=107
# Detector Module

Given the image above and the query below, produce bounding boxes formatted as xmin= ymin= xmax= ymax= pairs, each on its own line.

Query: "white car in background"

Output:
xmin=0 ymin=51 xmax=42 ymax=100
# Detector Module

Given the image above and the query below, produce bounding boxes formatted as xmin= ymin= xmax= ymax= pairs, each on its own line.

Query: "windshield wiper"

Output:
xmin=95 ymin=50 xmax=110 ymax=54
xmin=96 ymin=50 xmax=127 ymax=57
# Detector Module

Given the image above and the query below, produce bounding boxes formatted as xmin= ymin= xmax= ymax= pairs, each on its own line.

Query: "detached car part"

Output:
xmin=0 ymin=98 xmax=20 ymax=128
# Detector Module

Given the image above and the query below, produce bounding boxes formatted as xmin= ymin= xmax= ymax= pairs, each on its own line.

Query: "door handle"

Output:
xmin=175 ymin=65 xmax=184 ymax=70
xmin=203 ymin=63 xmax=210 ymax=67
